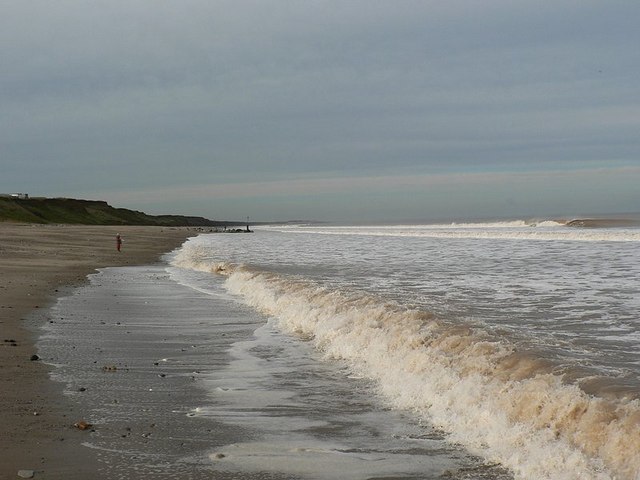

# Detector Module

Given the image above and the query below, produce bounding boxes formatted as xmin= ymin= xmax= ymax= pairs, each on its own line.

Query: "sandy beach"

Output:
xmin=0 ymin=224 xmax=195 ymax=479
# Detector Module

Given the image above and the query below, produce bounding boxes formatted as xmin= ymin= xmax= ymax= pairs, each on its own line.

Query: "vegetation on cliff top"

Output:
xmin=0 ymin=197 xmax=232 ymax=226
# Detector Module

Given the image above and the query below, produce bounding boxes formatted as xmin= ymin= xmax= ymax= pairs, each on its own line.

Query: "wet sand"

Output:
xmin=0 ymin=224 xmax=195 ymax=479
xmin=37 ymin=264 xmax=271 ymax=479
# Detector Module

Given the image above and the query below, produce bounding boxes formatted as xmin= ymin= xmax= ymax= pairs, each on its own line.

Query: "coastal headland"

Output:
xmin=0 ymin=196 xmax=232 ymax=227
xmin=0 ymin=223 xmax=195 ymax=479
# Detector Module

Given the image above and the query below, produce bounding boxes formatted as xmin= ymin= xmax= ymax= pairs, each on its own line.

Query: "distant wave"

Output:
xmin=425 ymin=219 xmax=565 ymax=228
xmin=172 ymin=244 xmax=640 ymax=480
xmin=259 ymin=220 xmax=640 ymax=242
xmin=566 ymin=218 xmax=640 ymax=229
xmin=262 ymin=219 xmax=564 ymax=229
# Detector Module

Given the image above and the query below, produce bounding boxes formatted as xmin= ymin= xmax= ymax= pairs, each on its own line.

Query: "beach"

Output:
xmin=0 ymin=224 xmax=194 ymax=479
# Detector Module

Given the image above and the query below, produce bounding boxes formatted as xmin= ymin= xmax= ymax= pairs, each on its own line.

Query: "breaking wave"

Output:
xmin=259 ymin=220 xmax=640 ymax=242
xmin=172 ymin=244 xmax=640 ymax=480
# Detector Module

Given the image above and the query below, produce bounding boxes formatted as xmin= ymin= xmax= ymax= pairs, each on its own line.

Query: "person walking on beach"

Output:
xmin=116 ymin=233 xmax=123 ymax=252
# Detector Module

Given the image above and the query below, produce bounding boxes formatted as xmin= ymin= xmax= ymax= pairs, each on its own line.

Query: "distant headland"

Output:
xmin=0 ymin=195 xmax=243 ymax=227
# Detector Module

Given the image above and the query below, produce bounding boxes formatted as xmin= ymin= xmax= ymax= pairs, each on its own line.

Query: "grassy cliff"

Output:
xmin=0 ymin=197 xmax=229 ymax=226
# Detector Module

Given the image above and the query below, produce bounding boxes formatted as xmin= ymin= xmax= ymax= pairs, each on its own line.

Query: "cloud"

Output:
xmin=89 ymin=165 xmax=640 ymax=203
xmin=1 ymin=1 xmax=639 ymax=220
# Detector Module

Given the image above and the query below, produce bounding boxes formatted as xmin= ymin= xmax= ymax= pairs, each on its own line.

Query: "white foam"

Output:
xmin=219 ymin=268 xmax=638 ymax=480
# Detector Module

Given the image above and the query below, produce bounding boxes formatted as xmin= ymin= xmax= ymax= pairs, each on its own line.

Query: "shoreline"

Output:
xmin=0 ymin=224 xmax=195 ymax=479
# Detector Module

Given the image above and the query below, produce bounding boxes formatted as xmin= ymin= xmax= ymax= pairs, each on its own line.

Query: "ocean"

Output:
xmin=39 ymin=220 xmax=640 ymax=479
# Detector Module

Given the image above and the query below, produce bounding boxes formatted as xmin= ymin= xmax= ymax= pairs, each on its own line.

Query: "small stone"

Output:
xmin=213 ymin=453 xmax=226 ymax=459
xmin=78 ymin=387 xmax=86 ymax=392
xmin=74 ymin=420 xmax=92 ymax=430
xmin=30 ymin=355 xmax=40 ymax=361
xmin=17 ymin=469 xmax=35 ymax=478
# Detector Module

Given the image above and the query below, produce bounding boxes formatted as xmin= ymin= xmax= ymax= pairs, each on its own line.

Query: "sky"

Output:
xmin=2 ymin=0 xmax=639 ymax=223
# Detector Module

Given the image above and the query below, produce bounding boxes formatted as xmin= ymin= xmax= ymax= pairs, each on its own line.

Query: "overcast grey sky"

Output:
xmin=2 ymin=1 xmax=639 ymax=222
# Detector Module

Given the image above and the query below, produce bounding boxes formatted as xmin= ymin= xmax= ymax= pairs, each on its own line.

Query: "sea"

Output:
xmin=38 ymin=219 xmax=640 ymax=480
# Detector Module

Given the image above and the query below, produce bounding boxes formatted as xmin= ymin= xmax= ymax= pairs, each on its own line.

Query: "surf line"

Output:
xmin=172 ymin=245 xmax=638 ymax=480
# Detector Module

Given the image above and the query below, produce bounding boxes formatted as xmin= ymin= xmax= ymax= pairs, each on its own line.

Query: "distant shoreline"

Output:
xmin=0 ymin=196 xmax=248 ymax=227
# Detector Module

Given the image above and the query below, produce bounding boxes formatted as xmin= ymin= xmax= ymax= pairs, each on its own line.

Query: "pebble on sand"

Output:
xmin=73 ymin=420 xmax=93 ymax=431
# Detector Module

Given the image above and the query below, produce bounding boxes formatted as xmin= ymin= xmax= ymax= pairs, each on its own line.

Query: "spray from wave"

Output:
xmin=172 ymin=244 xmax=640 ymax=480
